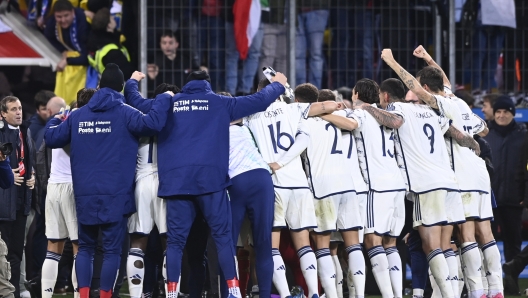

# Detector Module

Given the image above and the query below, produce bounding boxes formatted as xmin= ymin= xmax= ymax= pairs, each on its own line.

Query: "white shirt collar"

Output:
xmin=7 ymin=124 xmax=19 ymax=130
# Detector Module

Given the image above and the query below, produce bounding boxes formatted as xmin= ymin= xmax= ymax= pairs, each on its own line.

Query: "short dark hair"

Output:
xmin=353 ymin=79 xmax=380 ymax=104
xmin=34 ymin=90 xmax=56 ymax=109
xmin=416 ymin=66 xmax=443 ymax=92
xmin=1 ymin=96 xmax=20 ymax=113
xmin=257 ymin=78 xmax=271 ymax=91
xmin=318 ymin=89 xmax=336 ymax=102
xmin=482 ymin=93 xmax=500 ymax=105
xmin=159 ymin=30 xmax=178 ymax=42
xmin=91 ymin=8 xmax=111 ymax=31
xmin=217 ymin=91 xmax=233 ymax=97
xmin=454 ymin=89 xmax=475 ymax=107
xmin=154 ymin=83 xmax=181 ymax=96
xmin=53 ymin=0 xmax=74 ymax=13
xmin=295 ymin=83 xmax=319 ymax=103
xmin=380 ymin=79 xmax=405 ymax=101
xmin=336 ymin=86 xmax=352 ymax=101
xmin=76 ymin=88 xmax=96 ymax=108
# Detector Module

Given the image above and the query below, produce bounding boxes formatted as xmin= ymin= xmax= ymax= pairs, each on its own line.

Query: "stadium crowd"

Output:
xmin=0 ymin=1 xmax=528 ymax=298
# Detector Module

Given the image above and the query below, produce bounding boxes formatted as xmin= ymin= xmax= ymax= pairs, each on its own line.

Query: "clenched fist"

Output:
xmin=381 ymin=49 xmax=394 ymax=63
xmin=413 ymin=45 xmax=431 ymax=61
xmin=131 ymin=71 xmax=146 ymax=82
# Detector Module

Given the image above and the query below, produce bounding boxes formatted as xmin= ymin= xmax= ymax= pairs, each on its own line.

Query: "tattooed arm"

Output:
xmin=445 ymin=126 xmax=481 ymax=155
xmin=356 ymin=100 xmax=404 ymax=129
xmin=413 ymin=45 xmax=451 ymax=89
xmin=381 ymin=49 xmax=439 ymax=110
xmin=307 ymin=101 xmax=341 ymax=116
xmin=321 ymin=114 xmax=358 ymax=131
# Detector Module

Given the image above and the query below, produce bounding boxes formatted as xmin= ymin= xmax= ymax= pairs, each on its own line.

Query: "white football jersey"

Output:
xmin=302 ymin=114 xmax=356 ymax=199
xmin=347 ymin=105 xmax=406 ymax=192
xmin=389 ymin=102 xmax=459 ymax=193
xmin=338 ymin=110 xmax=368 ymax=194
xmin=435 ymin=94 xmax=490 ymax=192
xmin=244 ymin=101 xmax=311 ymax=188
xmin=136 ymin=136 xmax=158 ymax=181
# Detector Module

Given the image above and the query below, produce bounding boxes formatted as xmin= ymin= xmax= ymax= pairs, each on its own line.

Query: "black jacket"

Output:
xmin=87 ymin=30 xmax=134 ymax=79
xmin=484 ymin=120 xmax=527 ymax=207
xmin=520 ymin=133 xmax=528 ymax=208
xmin=34 ymin=140 xmax=52 ymax=212
xmin=0 ymin=120 xmax=36 ymax=220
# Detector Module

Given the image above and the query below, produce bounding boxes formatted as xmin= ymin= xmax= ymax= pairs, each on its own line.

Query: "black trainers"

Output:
xmin=503 ymin=260 xmax=521 ymax=295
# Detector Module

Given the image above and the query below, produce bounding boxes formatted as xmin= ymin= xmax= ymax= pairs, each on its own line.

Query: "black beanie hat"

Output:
xmin=186 ymin=70 xmax=211 ymax=84
xmin=493 ymin=95 xmax=515 ymax=115
xmin=99 ymin=63 xmax=124 ymax=92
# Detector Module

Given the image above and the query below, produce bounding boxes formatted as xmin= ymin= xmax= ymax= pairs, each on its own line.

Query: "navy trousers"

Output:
xmin=165 ymin=190 xmax=237 ymax=285
xmin=76 ymin=217 xmax=127 ymax=292
xmin=220 ymin=169 xmax=275 ymax=298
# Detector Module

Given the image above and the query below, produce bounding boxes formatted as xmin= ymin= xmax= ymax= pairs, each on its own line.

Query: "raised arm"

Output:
xmin=124 ymin=71 xmax=153 ymax=113
xmin=227 ymin=74 xmax=286 ymax=121
xmin=413 ymin=45 xmax=451 ymax=89
xmin=381 ymin=49 xmax=439 ymax=110
xmin=44 ymin=116 xmax=72 ymax=148
xmin=125 ymin=92 xmax=173 ymax=136
xmin=320 ymin=114 xmax=358 ymax=131
xmin=445 ymin=126 xmax=481 ymax=155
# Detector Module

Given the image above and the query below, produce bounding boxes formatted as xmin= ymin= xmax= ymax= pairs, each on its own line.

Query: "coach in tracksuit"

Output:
xmin=156 ymin=70 xmax=286 ymax=298
xmin=44 ymin=64 xmax=172 ymax=298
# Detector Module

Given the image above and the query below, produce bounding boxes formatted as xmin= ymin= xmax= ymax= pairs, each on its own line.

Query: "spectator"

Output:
xmin=87 ymin=7 xmax=133 ymax=79
xmin=295 ymin=0 xmax=329 ymax=88
xmin=44 ymin=0 xmax=93 ymax=104
xmin=43 ymin=64 xmax=171 ymax=298
xmin=463 ymin=0 xmax=516 ymax=92
xmin=34 ymin=97 xmax=68 ymax=151
xmin=147 ymin=31 xmax=199 ymax=95
xmin=0 ymin=96 xmax=36 ymax=298
xmin=195 ymin=0 xmax=226 ymax=91
xmin=502 ymin=131 xmax=528 ymax=295
xmin=225 ymin=0 xmax=264 ymax=95
xmin=485 ymin=96 xmax=527 ymax=265
xmin=28 ymin=90 xmax=56 ymax=144
xmin=258 ymin=0 xmax=287 ymax=81
xmin=481 ymin=93 xmax=500 ymax=123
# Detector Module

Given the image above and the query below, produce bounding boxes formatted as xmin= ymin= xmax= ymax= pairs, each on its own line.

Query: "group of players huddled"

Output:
xmin=40 ymin=45 xmax=502 ymax=298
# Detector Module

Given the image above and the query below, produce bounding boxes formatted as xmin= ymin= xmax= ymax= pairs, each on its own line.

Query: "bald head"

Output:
xmin=405 ymin=90 xmax=422 ymax=104
xmin=46 ymin=96 xmax=66 ymax=116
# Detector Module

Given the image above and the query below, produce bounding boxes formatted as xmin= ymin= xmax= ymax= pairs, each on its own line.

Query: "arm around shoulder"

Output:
xmin=228 ymin=82 xmax=285 ymax=121
xmin=125 ymin=92 xmax=172 ymax=136
xmin=44 ymin=117 xmax=72 ymax=149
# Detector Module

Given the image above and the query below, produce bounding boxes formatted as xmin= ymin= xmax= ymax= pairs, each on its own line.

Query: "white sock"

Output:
xmin=413 ymin=288 xmax=424 ymax=298
xmin=127 ymin=248 xmax=145 ymax=298
xmin=315 ymin=249 xmax=337 ymax=298
xmin=455 ymin=252 xmax=464 ymax=298
xmin=297 ymin=246 xmax=319 ymax=297
xmin=367 ymin=246 xmax=392 ymax=298
xmin=480 ymin=249 xmax=489 ymax=297
xmin=461 ymin=242 xmax=484 ymax=298
xmin=331 ymin=255 xmax=344 ymax=298
xmin=72 ymin=255 xmax=79 ymax=298
xmin=427 ymin=248 xmax=454 ymax=298
xmin=272 ymin=248 xmax=290 ymax=298
xmin=444 ymin=249 xmax=459 ymax=297
xmin=346 ymin=271 xmax=356 ymax=298
xmin=41 ymin=251 xmax=61 ymax=298
xmin=386 ymin=246 xmax=403 ymax=298
xmin=346 ymin=245 xmax=365 ymax=298
xmin=429 ymin=268 xmax=442 ymax=298
xmin=481 ymin=241 xmax=503 ymax=297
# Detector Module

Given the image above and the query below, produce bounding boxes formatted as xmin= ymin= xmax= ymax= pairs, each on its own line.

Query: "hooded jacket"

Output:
xmin=156 ymin=80 xmax=285 ymax=197
xmin=44 ymin=88 xmax=171 ymax=225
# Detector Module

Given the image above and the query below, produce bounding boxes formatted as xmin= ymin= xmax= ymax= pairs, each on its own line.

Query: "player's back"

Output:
xmin=349 ymin=106 xmax=406 ymax=192
xmin=436 ymin=94 xmax=489 ymax=192
xmin=244 ymin=101 xmax=311 ymax=188
xmin=303 ymin=116 xmax=355 ymax=199
xmin=136 ymin=136 xmax=158 ymax=181
xmin=389 ymin=102 xmax=458 ymax=193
